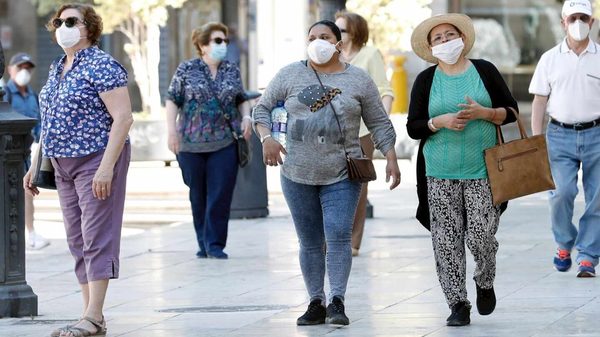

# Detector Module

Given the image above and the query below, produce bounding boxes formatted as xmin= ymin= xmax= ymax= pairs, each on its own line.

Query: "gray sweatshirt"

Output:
xmin=253 ymin=61 xmax=396 ymax=185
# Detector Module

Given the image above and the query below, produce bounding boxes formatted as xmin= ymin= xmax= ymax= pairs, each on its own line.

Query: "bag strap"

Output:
xmin=205 ymin=70 xmax=241 ymax=141
xmin=495 ymin=107 xmax=525 ymax=145
xmin=311 ymin=66 xmax=351 ymax=158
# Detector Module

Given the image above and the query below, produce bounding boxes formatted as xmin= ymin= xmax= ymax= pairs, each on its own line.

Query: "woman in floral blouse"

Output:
xmin=23 ymin=4 xmax=133 ymax=337
xmin=166 ymin=22 xmax=252 ymax=260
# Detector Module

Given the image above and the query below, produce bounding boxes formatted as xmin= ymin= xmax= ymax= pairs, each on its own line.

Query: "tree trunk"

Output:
xmin=146 ymin=23 xmax=162 ymax=119
xmin=120 ymin=16 xmax=163 ymax=119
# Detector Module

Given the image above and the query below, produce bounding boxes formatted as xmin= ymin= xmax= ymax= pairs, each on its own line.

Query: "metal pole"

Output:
xmin=0 ymin=43 xmax=38 ymax=318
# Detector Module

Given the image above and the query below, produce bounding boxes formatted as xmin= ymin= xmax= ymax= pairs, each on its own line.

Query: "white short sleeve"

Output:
xmin=529 ymin=53 xmax=551 ymax=96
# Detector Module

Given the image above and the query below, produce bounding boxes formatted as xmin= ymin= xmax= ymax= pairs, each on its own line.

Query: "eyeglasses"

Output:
xmin=52 ymin=17 xmax=85 ymax=29
xmin=430 ymin=30 xmax=460 ymax=46
xmin=566 ymin=14 xmax=591 ymax=24
xmin=211 ymin=37 xmax=229 ymax=45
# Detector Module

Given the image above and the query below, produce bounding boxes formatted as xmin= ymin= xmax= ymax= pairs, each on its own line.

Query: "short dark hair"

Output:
xmin=46 ymin=4 xmax=103 ymax=46
xmin=308 ymin=20 xmax=342 ymax=42
xmin=335 ymin=11 xmax=369 ymax=47
xmin=192 ymin=22 xmax=228 ymax=56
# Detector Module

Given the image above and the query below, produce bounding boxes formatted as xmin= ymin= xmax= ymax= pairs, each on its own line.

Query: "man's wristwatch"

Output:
xmin=260 ymin=134 xmax=272 ymax=144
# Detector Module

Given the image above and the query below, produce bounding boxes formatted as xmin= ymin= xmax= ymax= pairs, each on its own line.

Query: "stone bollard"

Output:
xmin=0 ymin=42 xmax=39 ymax=317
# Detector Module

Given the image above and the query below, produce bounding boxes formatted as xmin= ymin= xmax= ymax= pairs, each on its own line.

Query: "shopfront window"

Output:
xmin=458 ymin=0 xmax=576 ymax=99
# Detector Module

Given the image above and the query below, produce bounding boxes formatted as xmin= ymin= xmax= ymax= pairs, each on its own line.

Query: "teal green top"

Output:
xmin=423 ymin=64 xmax=496 ymax=179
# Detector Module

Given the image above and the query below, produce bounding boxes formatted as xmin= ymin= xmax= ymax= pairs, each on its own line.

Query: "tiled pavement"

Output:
xmin=1 ymin=159 xmax=599 ymax=337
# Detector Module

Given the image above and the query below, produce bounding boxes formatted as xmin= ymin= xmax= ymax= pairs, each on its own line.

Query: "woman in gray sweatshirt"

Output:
xmin=252 ymin=20 xmax=400 ymax=326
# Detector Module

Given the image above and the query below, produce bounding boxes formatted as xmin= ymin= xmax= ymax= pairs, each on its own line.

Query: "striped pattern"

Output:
xmin=424 ymin=65 xmax=497 ymax=179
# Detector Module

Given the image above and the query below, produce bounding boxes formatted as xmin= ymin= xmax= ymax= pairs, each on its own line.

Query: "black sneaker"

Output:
xmin=326 ymin=296 xmax=349 ymax=325
xmin=476 ymin=284 xmax=496 ymax=315
xmin=296 ymin=299 xmax=326 ymax=325
xmin=446 ymin=301 xmax=471 ymax=326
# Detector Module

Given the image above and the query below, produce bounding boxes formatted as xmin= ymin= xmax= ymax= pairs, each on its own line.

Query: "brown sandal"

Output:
xmin=56 ymin=316 xmax=106 ymax=337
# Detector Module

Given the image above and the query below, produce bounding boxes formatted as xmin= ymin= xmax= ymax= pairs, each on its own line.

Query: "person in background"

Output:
xmin=529 ymin=0 xmax=600 ymax=278
xmin=166 ymin=22 xmax=252 ymax=260
xmin=24 ymin=4 xmax=133 ymax=336
xmin=335 ymin=11 xmax=394 ymax=257
xmin=253 ymin=20 xmax=400 ymax=326
xmin=6 ymin=52 xmax=49 ymax=250
xmin=408 ymin=13 xmax=518 ymax=326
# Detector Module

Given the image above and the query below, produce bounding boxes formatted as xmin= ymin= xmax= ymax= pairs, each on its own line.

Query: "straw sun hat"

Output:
xmin=411 ymin=13 xmax=475 ymax=64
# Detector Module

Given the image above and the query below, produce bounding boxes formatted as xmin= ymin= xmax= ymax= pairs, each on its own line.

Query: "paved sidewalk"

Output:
xmin=2 ymin=160 xmax=599 ymax=337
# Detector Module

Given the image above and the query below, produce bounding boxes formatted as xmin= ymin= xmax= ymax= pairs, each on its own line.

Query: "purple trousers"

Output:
xmin=52 ymin=144 xmax=130 ymax=284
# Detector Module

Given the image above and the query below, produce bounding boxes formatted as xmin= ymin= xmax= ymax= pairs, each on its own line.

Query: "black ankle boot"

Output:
xmin=476 ymin=284 xmax=496 ymax=315
xmin=446 ymin=301 xmax=471 ymax=326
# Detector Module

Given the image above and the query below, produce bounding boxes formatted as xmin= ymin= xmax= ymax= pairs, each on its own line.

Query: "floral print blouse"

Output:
xmin=167 ymin=59 xmax=245 ymax=153
xmin=39 ymin=47 xmax=128 ymax=158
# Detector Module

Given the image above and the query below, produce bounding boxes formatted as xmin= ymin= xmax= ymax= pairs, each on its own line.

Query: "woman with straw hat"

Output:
xmin=407 ymin=13 xmax=518 ymax=326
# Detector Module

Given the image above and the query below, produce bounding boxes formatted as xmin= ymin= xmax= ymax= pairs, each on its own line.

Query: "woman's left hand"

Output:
xmin=385 ymin=154 xmax=401 ymax=190
xmin=457 ymin=96 xmax=486 ymax=121
xmin=93 ymin=165 xmax=114 ymax=200
xmin=241 ymin=117 xmax=253 ymax=141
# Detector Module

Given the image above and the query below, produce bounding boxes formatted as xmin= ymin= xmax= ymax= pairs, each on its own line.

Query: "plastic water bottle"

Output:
xmin=271 ymin=100 xmax=288 ymax=148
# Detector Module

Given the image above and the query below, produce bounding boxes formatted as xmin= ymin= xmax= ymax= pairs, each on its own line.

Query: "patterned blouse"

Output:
xmin=39 ymin=47 xmax=128 ymax=158
xmin=167 ymin=59 xmax=244 ymax=153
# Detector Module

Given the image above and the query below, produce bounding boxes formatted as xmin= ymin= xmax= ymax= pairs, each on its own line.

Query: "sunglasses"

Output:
xmin=211 ymin=37 xmax=229 ymax=44
xmin=566 ymin=14 xmax=591 ymax=24
xmin=339 ymin=29 xmax=347 ymax=33
xmin=52 ymin=17 xmax=85 ymax=29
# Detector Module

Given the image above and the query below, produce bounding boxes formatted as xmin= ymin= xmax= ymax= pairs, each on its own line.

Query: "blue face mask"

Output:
xmin=209 ymin=43 xmax=228 ymax=61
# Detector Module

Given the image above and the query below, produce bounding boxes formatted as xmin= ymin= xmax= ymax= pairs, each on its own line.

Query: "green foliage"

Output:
xmin=29 ymin=0 xmax=186 ymax=31
xmin=29 ymin=0 xmax=92 ymax=16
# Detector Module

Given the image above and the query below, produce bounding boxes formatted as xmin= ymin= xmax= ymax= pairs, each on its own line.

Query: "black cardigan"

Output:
xmin=406 ymin=59 xmax=519 ymax=231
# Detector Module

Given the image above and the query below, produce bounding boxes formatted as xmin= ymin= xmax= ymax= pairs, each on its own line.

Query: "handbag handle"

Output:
xmin=495 ymin=107 xmax=525 ymax=145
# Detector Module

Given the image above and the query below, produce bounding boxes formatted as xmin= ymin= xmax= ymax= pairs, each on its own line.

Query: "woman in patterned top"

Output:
xmin=23 ymin=4 xmax=132 ymax=337
xmin=166 ymin=22 xmax=252 ymax=260
xmin=407 ymin=14 xmax=517 ymax=326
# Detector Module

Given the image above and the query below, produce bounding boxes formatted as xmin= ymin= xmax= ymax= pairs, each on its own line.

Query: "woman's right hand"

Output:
xmin=262 ymin=138 xmax=287 ymax=166
xmin=167 ymin=132 xmax=179 ymax=155
xmin=436 ymin=113 xmax=468 ymax=132
xmin=23 ymin=169 xmax=39 ymax=197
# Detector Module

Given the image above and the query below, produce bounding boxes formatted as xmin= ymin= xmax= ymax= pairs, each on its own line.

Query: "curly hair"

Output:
xmin=46 ymin=4 xmax=103 ymax=46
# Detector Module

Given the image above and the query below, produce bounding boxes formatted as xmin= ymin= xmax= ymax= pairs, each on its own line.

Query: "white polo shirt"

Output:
xmin=529 ymin=38 xmax=600 ymax=124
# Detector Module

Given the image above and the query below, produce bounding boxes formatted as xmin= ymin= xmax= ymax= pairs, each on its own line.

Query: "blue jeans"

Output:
xmin=177 ymin=144 xmax=238 ymax=256
xmin=281 ymin=175 xmax=361 ymax=303
xmin=546 ymin=123 xmax=600 ymax=266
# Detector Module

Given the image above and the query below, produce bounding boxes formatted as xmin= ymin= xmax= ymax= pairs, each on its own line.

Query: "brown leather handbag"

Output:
xmin=484 ymin=107 xmax=555 ymax=205
xmin=312 ymin=67 xmax=376 ymax=183
xmin=346 ymin=156 xmax=377 ymax=183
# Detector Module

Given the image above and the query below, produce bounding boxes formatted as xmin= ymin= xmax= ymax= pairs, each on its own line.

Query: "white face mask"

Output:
xmin=307 ymin=39 xmax=338 ymax=65
xmin=56 ymin=24 xmax=82 ymax=49
xmin=568 ymin=20 xmax=590 ymax=41
xmin=14 ymin=69 xmax=32 ymax=86
xmin=431 ymin=38 xmax=465 ymax=65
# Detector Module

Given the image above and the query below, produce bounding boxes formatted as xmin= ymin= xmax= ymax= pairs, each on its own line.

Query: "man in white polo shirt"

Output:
xmin=529 ymin=0 xmax=600 ymax=278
